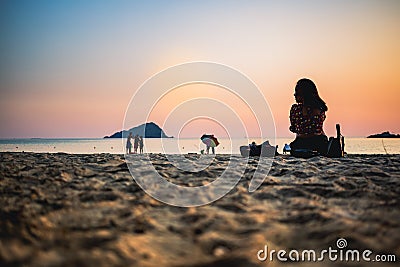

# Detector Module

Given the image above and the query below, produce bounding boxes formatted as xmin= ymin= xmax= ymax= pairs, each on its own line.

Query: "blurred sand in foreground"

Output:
xmin=0 ymin=152 xmax=399 ymax=266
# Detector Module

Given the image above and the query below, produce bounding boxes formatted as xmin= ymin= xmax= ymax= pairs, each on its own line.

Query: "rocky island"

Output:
xmin=367 ymin=131 xmax=400 ymax=138
xmin=104 ymin=122 xmax=172 ymax=138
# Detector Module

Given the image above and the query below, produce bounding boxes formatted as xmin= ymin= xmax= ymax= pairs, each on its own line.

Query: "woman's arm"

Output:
xmin=289 ymin=105 xmax=297 ymax=133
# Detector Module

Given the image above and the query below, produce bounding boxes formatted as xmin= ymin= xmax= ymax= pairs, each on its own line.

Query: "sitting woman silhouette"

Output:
xmin=289 ymin=78 xmax=328 ymax=155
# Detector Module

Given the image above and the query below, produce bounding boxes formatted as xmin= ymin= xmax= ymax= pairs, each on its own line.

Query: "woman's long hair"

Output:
xmin=295 ymin=78 xmax=328 ymax=112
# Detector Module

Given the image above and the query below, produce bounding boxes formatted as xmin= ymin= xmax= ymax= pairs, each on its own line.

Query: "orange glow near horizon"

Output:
xmin=0 ymin=1 xmax=399 ymax=138
xmin=146 ymin=84 xmax=262 ymax=138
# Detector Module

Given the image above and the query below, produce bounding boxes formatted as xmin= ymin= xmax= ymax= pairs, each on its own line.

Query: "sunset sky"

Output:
xmin=0 ymin=0 xmax=399 ymax=138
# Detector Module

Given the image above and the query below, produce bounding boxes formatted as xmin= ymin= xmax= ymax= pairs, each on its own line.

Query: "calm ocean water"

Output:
xmin=0 ymin=137 xmax=399 ymax=155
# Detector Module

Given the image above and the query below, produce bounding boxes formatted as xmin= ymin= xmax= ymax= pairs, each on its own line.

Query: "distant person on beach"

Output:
xmin=126 ymin=132 xmax=133 ymax=154
xmin=201 ymin=134 xmax=219 ymax=155
xmin=249 ymin=141 xmax=257 ymax=155
xmin=133 ymin=134 xmax=139 ymax=154
xmin=289 ymin=78 xmax=328 ymax=155
xmin=206 ymin=144 xmax=215 ymax=155
xmin=283 ymin=143 xmax=291 ymax=154
xmin=139 ymin=136 xmax=144 ymax=154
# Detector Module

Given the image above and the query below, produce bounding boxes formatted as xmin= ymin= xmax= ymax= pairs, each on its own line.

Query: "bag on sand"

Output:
xmin=327 ymin=124 xmax=345 ymax=158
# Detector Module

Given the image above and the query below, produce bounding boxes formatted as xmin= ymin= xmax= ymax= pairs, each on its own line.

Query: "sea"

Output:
xmin=0 ymin=137 xmax=399 ymax=155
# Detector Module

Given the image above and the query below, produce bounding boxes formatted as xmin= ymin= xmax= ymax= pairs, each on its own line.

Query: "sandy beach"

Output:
xmin=0 ymin=152 xmax=399 ymax=266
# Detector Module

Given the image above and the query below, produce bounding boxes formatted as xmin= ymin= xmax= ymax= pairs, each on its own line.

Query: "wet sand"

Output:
xmin=0 ymin=152 xmax=399 ymax=266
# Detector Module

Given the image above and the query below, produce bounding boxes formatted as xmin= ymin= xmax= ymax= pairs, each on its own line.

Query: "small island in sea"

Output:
xmin=367 ymin=131 xmax=400 ymax=138
xmin=104 ymin=122 xmax=172 ymax=138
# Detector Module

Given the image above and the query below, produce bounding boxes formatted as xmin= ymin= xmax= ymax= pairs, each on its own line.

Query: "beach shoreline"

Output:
xmin=1 ymin=152 xmax=399 ymax=266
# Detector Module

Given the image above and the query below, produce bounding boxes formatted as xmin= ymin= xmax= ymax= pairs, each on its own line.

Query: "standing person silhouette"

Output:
xmin=289 ymin=78 xmax=328 ymax=155
xmin=206 ymin=145 xmax=215 ymax=155
xmin=133 ymin=134 xmax=139 ymax=154
xmin=201 ymin=134 xmax=219 ymax=155
xmin=139 ymin=136 xmax=144 ymax=154
xmin=126 ymin=132 xmax=133 ymax=154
